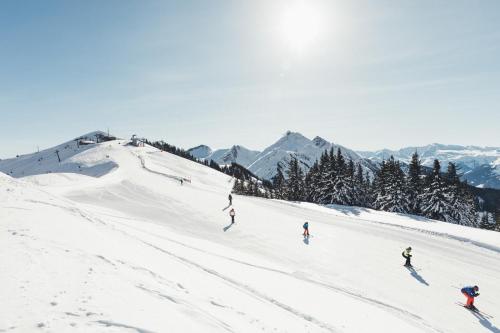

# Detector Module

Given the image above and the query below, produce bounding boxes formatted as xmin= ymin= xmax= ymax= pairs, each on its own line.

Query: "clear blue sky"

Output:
xmin=1 ymin=0 xmax=499 ymax=158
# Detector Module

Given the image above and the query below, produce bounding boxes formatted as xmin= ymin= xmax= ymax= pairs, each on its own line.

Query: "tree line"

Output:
xmin=235 ymin=148 xmax=498 ymax=230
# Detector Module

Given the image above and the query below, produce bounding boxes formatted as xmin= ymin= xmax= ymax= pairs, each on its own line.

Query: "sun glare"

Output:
xmin=279 ymin=2 xmax=324 ymax=54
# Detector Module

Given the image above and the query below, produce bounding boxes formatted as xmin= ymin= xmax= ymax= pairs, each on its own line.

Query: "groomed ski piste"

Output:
xmin=1 ymin=133 xmax=500 ymax=333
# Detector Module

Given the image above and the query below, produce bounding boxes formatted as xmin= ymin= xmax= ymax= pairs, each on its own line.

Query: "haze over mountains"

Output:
xmin=189 ymin=132 xmax=500 ymax=189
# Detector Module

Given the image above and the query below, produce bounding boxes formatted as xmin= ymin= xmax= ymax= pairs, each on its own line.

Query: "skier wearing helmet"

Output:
xmin=402 ymin=247 xmax=412 ymax=267
xmin=461 ymin=286 xmax=480 ymax=309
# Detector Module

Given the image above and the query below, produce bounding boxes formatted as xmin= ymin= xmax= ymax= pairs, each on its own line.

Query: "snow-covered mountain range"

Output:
xmin=2 ymin=131 xmax=500 ymax=332
xmin=357 ymin=144 xmax=500 ymax=189
xmin=190 ymin=135 xmax=500 ymax=189
xmin=189 ymin=131 xmax=377 ymax=181
xmin=189 ymin=145 xmax=260 ymax=168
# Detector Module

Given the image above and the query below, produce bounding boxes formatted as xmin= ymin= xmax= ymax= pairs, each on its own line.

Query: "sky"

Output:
xmin=1 ymin=0 xmax=499 ymax=158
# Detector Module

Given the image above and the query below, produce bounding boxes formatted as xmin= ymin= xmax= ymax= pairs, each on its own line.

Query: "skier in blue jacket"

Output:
xmin=461 ymin=286 xmax=479 ymax=309
xmin=303 ymin=222 xmax=310 ymax=237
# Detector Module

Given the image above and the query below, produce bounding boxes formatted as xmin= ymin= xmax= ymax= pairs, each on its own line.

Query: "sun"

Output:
xmin=279 ymin=2 xmax=324 ymax=54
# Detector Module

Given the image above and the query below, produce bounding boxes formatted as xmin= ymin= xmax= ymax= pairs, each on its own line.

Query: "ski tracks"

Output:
xmin=26 ymin=197 xmax=439 ymax=332
xmin=114 ymin=220 xmax=443 ymax=333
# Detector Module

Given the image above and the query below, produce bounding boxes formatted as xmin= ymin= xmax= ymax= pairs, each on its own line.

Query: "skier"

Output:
xmin=180 ymin=179 xmax=184 ymax=186
xmin=303 ymin=222 xmax=310 ymax=237
xmin=461 ymin=286 xmax=480 ymax=309
xmin=229 ymin=208 xmax=235 ymax=224
xmin=228 ymin=194 xmax=233 ymax=206
xmin=402 ymin=247 xmax=412 ymax=267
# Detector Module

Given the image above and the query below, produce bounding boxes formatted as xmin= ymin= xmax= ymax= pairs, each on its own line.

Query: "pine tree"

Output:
xmin=354 ymin=163 xmax=366 ymax=206
xmin=407 ymin=152 xmax=423 ymax=214
xmin=330 ymin=149 xmax=352 ymax=205
xmin=285 ymin=156 xmax=305 ymax=201
xmin=479 ymin=212 xmax=495 ymax=230
xmin=495 ymin=210 xmax=500 ymax=232
xmin=420 ymin=160 xmax=454 ymax=221
xmin=373 ymin=156 xmax=410 ymax=213
xmin=304 ymin=162 xmax=319 ymax=202
xmin=232 ymin=179 xmax=243 ymax=194
xmin=272 ymin=162 xmax=286 ymax=199
xmin=318 ymin=148 xmax=336 ymax=204
xmin=445 ymin=163 xmax=477 ymax=227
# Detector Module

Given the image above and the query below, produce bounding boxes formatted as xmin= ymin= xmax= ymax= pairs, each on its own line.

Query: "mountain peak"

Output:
xmin=187 ymin=145 xmax=213 ymax=159
xmin=312 ymin=136 xmax=330 ymax=148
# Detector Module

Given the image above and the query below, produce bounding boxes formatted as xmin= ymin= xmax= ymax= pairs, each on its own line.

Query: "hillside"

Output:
xmin=2 ymin=135 xmax=500 ymax=332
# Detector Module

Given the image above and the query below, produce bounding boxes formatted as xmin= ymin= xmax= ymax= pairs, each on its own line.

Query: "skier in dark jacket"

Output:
xmin=303 ymin=222 xmax=310 ymax=237
xmin=461 ymin=286 xmax=479 ymax=309
xmin=229 ymin=208 xmax=235 ymax=224
xmin=402 ymin=247 xmax=412 ymax=267
xmin=228 ymin=194 xmax=233 ymax=206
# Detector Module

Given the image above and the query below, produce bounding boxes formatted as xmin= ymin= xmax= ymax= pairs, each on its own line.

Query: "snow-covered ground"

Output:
xmin=2 ymin=137 xmax=500 ymax=332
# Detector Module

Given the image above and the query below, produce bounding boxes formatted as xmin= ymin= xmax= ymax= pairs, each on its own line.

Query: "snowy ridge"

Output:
xmin=358 ymin=144 xmax=500 ymax=189
xmin=0 ymin=131 xmax=119 ymax=178
xmin=2 ymin=135 xmax=500 ymax=332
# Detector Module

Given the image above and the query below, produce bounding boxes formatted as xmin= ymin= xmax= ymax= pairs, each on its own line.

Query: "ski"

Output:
xmin=404 ymin=265 xmax=421 ymax=272
xmin=455 ymin=303 xmax=493 ymax=319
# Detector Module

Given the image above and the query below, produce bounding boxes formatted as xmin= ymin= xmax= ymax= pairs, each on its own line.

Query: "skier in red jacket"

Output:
xmin=461 ymin=286 xmax=479 ymax=309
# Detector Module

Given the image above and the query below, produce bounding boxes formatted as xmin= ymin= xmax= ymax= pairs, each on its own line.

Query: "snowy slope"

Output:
xmin=2 ymin=136 xmax=500 ymax=332
xmin=358 ymin=144 xmax=500 ymax=189
xmin=0 ymin=131 xmax=118 ymax=178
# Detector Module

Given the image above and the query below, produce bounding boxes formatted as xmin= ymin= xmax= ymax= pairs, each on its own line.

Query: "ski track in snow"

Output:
xmin=107 ymin=217 xmax=441 ymax=332
xmin=18 ymin=197 xmax=337 ymax=331
xmin=24 ymin=197 xmax=439 ymax=333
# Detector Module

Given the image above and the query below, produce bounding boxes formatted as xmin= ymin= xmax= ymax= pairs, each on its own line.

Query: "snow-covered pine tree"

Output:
xmin=330 ymin=148 xmax=353 ymax=205
xmin=420 ymin=160 xmax=455 ymax=222
xmin=373 ymin=156 xmax=410 ymax=213
xmin=495 ymin=210 xmax=500 ymax=231
xmin=272 ymin=162 xmax=286 ymax=199
xmin=444 ymin=163 xmax=477 ymax=227
xmin=479 ymin=212 xmax=495 ymax=230
xmin=285 ymin=155 xmax=305 ymax=201
xmin=318 ymin=148 xmax=336 ymax=204
xmin=372 ymin=160 xmax=388 ymax=210
xmin=313 ymin=154 xmax=327 ymax=203
xmin=354 ymin=163 xmax=366 ymax=206
xmin=407 ymin=152 xmax=423 ymax=214
xmin=232 ymin=179 xmax=243 ymax=194
xmin=304 ymin=161 xmax=319 ymax=202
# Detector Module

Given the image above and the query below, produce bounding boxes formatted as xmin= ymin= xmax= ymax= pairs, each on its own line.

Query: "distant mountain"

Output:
xmin=189 ymin=131 xmax=376 ymax=180
xmin=189 ymin=145 xmax=260 ymax=168
xmin=357 ymin=144 xmax=500 ymax=189
xmin=187 ymin=145 xmax=212 ymax=159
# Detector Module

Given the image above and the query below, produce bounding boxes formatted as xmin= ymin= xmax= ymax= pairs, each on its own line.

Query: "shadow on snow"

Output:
xmin=470 ymin=310 xmax=499 ymax=333
xmin=406 ymin=267 xmax=429 ymax=286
